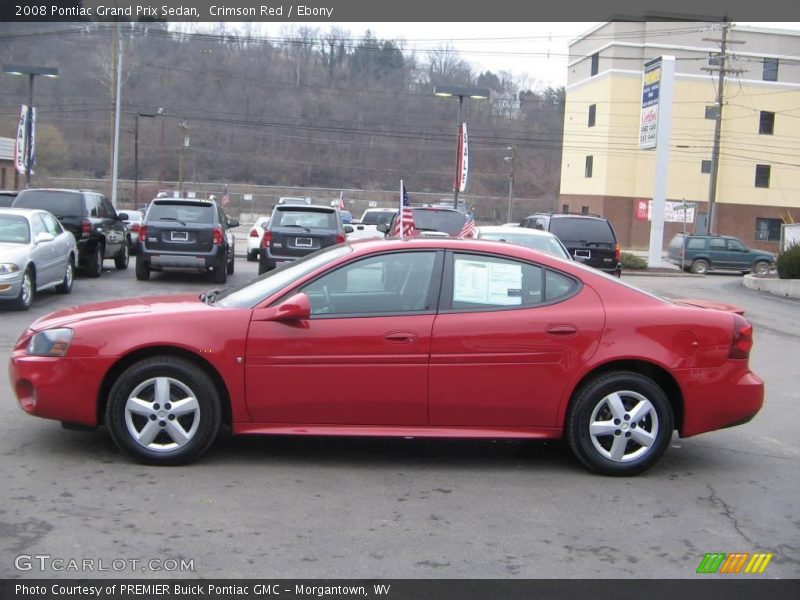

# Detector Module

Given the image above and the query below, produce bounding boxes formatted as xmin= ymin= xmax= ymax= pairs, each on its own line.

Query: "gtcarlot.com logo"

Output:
xmin=696 ymin=552 xmax=773 ymax=574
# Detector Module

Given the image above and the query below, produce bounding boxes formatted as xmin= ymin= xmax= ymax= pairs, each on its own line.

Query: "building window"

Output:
xmin=705 ymin=105 xmax=718 ymax=120
xmin=590 ymin=53 xmax=599 ymax=76
xmin=0 ymin=167 xmax=5 ymax=188
xmin=763 ymin=58 xmax=778 ymax=82
xmin=755 ymin=218 xmax=782 ymax=242
xmin=755 ymin=164 xmax=771 ymax=188
xmin=701 ymin=160 xmax=712 ymax=174
xmin=581 ymin=206 xmax=590 ymax=215
xmin=588 ymin=104 xmax=596 ymax=127
xmin=585 ymin=155 xmax=593 ymax=178
xmin=759 ymin=111 xmax=775 ymax=135
xmin=562 ymin=204 xmax=570 ymax=214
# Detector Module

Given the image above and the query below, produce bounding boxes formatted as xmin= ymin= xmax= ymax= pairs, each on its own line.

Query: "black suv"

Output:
xmin=520 ymin=213 xmax=621 ymax=276
xmin=136 ymin=198 xmax=238 ymax=284
xmin=13 ymin=188 xmax=130 ymax=277
xmin=259 ymin=204 xmax=344 ymax=274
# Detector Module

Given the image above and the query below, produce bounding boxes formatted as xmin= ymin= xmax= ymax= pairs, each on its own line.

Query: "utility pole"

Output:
xmin=702 ymin=21 xmax=744 ymax=235
xmin=504 ymin=146 xmax=516 ymax=223
xmin=108 ymin=23 xmax=118 ymax=190
xmin=178 ymin=120 xmax=189 ymax=197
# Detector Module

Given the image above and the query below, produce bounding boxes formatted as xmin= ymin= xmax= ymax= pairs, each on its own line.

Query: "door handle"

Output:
xmin=546 ymin=324 xmax=578 ymax=336
xmin=383 ymin=331 xmax=417 ymax=344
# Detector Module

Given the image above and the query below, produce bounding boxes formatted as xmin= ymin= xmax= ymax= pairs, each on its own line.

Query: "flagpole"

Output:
xmin=399 ymin=179 xmax=404 ymax=240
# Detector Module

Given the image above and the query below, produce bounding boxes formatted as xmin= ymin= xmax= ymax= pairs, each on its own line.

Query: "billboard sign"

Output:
xmin=639 ymin=58 xmax=662 ymax=149
xmin=636 ymin=199 xmax=696 ymax=223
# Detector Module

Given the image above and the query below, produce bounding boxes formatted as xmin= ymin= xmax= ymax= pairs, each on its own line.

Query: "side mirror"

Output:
xmin=117 ymin=212 xmax=129 ymax=221
xmin=227 ymin=218 xmax=239 ymax=228
xmin=344 ymin=225 xmax=354 ymax=234
xmin=35 ymin=232 xmax=55 ymax=244
xmin=255 ymin=293 xmax=311 ymax=322
xmin=377 ymin=223 xmax=390 ymax=234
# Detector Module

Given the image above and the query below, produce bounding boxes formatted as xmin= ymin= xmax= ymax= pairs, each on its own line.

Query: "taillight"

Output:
xmin=81 ymin=218 xmax=92 ymax=238
xmin=261 ymin=231 xmax=272 ymax=248
xmin=249 ymin=228 xmax=260 ymax=238
xmin=138 ymin=225 xmax=147 ymax=242
xmin=212 ymin=227 xmax=223 ymax=245
xmin=614 ymin=243 xmax=621 ymax=263
xmin=336 ymin=234 xmax=345 ymax=244
xmin=130 ymin=223 xmax=140 ymax=233
xmin=729 ymin=314 xmax=753 ymax=359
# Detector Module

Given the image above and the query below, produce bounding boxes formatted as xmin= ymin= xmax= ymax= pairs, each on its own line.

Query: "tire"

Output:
xmin=212 ymin=256 xmax=227 ymax=284
xmin=226 ymin=252 xmax=235 ymax=275
xmin=258 ymin=260 xmax=274 ymax=276
xmin=56 ymin=257 xmax=74 ymax=294
xmin=135 ymin=256 xmax=150 ymax=281
xmin=114 ymin=241 xmax=129 ymax=270
xmin=690 ymin=259 xmax=709 ymax=275
xmin=12 ymin=268 xmax=34 ymax=311
xmin=246 ymin=250 xmax=258 ymax=262
xmin=752 ymin=261 xmax=771 ymax=276
xmin=105 ymin=356 xmax=222 ymax=465
xmin=565 ymin=371 xmax=674 ymax=476
xmin=87 ymin=244 xmax=103 ymax=278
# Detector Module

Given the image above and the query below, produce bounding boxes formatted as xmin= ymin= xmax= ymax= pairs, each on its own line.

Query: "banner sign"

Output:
xmin=30 ymin=106 xmax=36 ymax=173
xmin=14 ymin=104 xmax=27 ymax=174
xmin=454 ymin=123 xmax=469 ymax=193
xmin=639 ymin=58 xmax=662 ymax=149
xmin=636 ymin=199 xmax=696 ymax=223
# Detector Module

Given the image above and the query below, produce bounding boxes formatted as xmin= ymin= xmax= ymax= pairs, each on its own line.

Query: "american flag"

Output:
xmin=338 ymin=190 xmax=345 ymax=210
xmin=459 ymin=215 xmax=476 ymax=238
xmin=390 ymin=180 xmax=415 ymax=238
xmin=221 ymin=184 xmax=230 ymax=207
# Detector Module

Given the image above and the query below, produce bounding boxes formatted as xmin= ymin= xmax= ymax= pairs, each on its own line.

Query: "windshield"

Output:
xmin=412 ymin=209 xmax=466 ymax=235
xmin=215 ymin=244 xmax=353 ymax=308
xmin=479 ymin=231 xmax=571 ymax=260
xmin=0 ymin=215 xmax=31 ymax=244
xmin=13 ymin=190 xmax=82 ymax=218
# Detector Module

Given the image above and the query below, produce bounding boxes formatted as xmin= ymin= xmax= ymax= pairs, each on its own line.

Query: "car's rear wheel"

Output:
xmin=87 ymin=244 xmax=103 ymax=278
xmin=135 ymin=256 xmax=150 ymax=281
xmin=226 ymin=252 xmax=235 ymax=275
xmin=212 ymin=256 xmax=227 ymax=284
xmin=106 ymin=356 xmax=221 ymax=465
xmin=56 ymin=257 xmax=74 ymax=294
xmin=114 ymin=241 xmax=129 ymax=270
xmin=247 ymin=250 xmax=258 ymax=262
xmin=12 ymin=268 xmax=34 ymax=310
xmin=565 ymin=371 xmax=673 ymax=476
xmin=752 ymin=261 xmax=771 ymax=276
xmin=690 ymin=259 xmax=709 ymax=274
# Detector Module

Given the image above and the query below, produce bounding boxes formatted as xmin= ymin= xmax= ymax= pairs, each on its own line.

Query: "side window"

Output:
xmin=545 ymin=270 xmax=578 ymax=302
xmin=451 ymin=253 xmax=543 ymax=309
xmin=101 ymin=197 xmax=116 ymax=219
xmin=687 ymin=238 xmax=705 ymax=250
xmin=709 ymin=238 xmax=726 ymax=250
xmin=727 ymin=239 xmax=746 ymax=252
xmin=40 ymin=213 xmax=62 ymax=235
xmin=302 ymin=251 xmax=437 ymax=316
xmin=31 ymin=214 xmax=48 ymax=238
xmin=85 ymin=194 xmax=103 ymax=218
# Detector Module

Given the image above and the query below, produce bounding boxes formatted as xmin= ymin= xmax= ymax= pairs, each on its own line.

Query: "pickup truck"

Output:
xmin=345 ymin=208 xmax=398 ymax=240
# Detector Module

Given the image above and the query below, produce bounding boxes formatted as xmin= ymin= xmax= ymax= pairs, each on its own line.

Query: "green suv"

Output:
xmin=668 ymin=233 xmax=775 ymax=275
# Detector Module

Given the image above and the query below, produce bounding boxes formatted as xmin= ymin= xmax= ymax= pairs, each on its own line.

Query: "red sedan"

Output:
xmin=8 ymin=238 xmax=763 ymax=475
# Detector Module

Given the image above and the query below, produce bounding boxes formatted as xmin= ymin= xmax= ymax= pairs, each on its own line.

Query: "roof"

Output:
xmin=0 ymin=137 xmax=14 ymax=162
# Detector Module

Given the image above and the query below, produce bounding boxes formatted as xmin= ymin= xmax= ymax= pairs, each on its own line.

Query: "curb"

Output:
xmin=743 ymin=274 xmax=800 ymax=299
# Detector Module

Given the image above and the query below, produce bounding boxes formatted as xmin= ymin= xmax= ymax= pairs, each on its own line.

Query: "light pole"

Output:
xmin=434 ymin=85 xmax=490 ymax=209
xmin=504 ymin=146 xmax=516 ymax=223
xmin=134 ymin=112 xmax=158 ymax=210
xmin=3 ymin=64 xmax=59 ymax=187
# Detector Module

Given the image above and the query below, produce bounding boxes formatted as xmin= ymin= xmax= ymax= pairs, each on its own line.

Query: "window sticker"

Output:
xmin=454 ymin=259 xmax=522 ymax=306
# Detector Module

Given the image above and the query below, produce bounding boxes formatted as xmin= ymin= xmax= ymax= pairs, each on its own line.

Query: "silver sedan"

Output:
xmin=0 ymin=208 xmax=77 ymax=310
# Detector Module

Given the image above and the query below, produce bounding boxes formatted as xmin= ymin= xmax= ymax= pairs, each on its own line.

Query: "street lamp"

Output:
xmin=434 ymin=85 xmax=490 ymax=209
xmin=504 ymin=146 xmax=516 ymax=223
xmin=3 ymin=64 xmax=59 ymax=187
xmin=134 ymin=111 xmax=159 ymax=210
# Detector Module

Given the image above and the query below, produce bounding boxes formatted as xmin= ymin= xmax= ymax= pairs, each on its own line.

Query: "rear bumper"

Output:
xmin=139 ymin=246 xmax=225 ymax=270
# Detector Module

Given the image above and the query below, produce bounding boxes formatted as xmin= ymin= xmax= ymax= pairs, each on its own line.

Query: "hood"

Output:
xmin=0 ymin=242 xmax=32 ymax=261
xmin=673 ymin=298 xmax=745 ymax=315
xmin=30 ymin=294 xmax=203 ymax=331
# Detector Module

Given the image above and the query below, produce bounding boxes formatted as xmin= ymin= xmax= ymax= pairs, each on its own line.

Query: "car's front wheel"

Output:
xmin=106 ymin=356 xmax=222 ymax=465
xmin=115 ymin=241 xmax=129 ymax=270
xmin=752 ymin=261 xmax=771 ymax=276
xmin=565 ymin=371 xmax=674 ymax=476
xmin=12 ymin=268 xmax=34 ymax=310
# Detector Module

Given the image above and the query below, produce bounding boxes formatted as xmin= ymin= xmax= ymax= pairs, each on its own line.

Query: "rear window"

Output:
xmin=412 ymin=209 xmax=466 ymax=235
xmin=273 ymin=209 xmax=337 ymax=229
xmin=148 ymin=201 xmax=215 ymax=224
xmin=361 ymin=211 xmax=396 ymax=225
xmin=0 ymin=193 xmax=17 ymax=208
xmin=548 ymin=218 xmax=615 ymax=243
xmin=13 ymin=190 xmax=82 ymax=218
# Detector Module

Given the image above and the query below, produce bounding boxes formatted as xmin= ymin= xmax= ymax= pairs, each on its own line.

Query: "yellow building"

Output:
xmin=560 ymin=22 xmax=800 ymax=251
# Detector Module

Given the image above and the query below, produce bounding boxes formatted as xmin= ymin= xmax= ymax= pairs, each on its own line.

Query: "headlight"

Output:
xmin=26 ymin=328 xmax=73 ymax=357
xmin=0 ymin=263 xmax=20 ymax=275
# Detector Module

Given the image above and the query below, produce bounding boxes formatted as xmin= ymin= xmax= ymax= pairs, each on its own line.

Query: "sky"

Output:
xmin=241 ymin=21 xmax=800 ymax=89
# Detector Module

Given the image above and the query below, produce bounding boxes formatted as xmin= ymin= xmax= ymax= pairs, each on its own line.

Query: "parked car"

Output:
xmin=259 ymin=204 xmax=344 ymax=275
xmin=246 ymin=216 xmax=270 ymax=262
xmin=381 ymin=206 xmax=468 ymax=237
xmin=121 ymin=210 xmax=144 ymax=255
xmin=358 ymin=208 xmax=398 ymax=227
xmin=475 ymin=226 xmax=572 ymax=260
xmin=10 ymin=238 xmax=763 ymax=474
xmin=667 ymin=233 xmax=775 ymax=275
xmin=0 ymin=190 xmax=19 ymax=207
xmin=0 ymin=208 xmax=77 ymax=310
xmin=520 ymin=213 xmax=621 ymax=276
xmin=135 ymin=198 xmax=238 ymax=284
xmin=13 ymin=188 xmax=130 ymax=277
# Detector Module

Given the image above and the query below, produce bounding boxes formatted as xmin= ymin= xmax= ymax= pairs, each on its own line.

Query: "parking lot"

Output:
xmin=0 ymin=259 xmax=798 ymax=579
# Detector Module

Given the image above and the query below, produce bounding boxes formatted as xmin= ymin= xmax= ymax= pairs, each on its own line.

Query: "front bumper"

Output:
xmin=0 ymin=271 xmax=23 ymax=299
